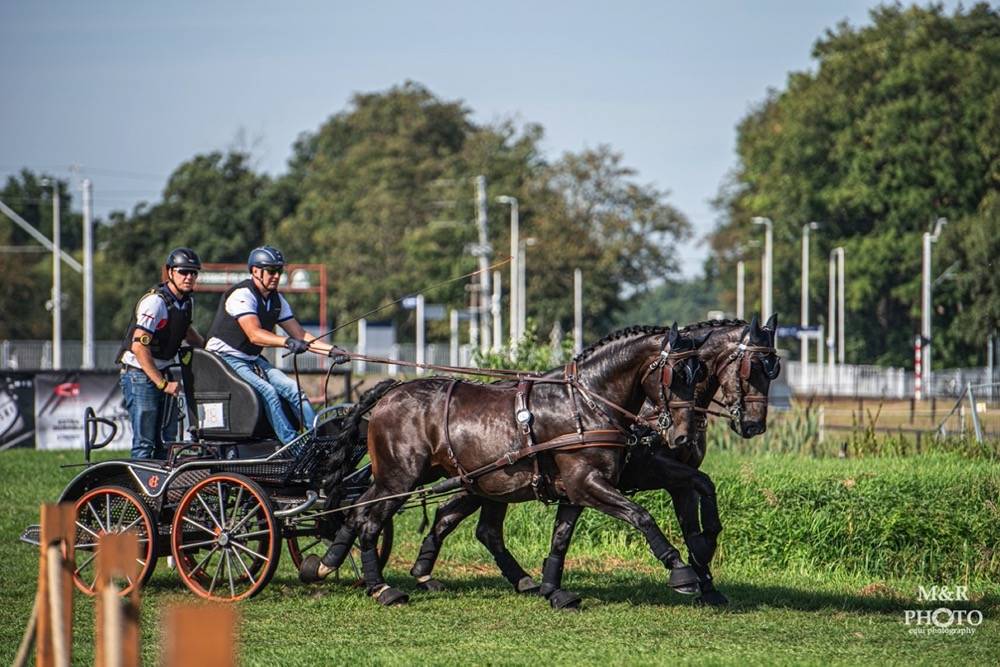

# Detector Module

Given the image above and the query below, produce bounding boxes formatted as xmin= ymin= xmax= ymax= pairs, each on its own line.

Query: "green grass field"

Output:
xmin=1 ymin=448 xmax=997 ymax=666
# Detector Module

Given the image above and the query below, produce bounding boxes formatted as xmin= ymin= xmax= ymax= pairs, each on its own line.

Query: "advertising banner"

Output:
xmin=0 ymin=372 xmax=36 ymax=451
xmin=34 ymin=372 xmax=132 ymax=450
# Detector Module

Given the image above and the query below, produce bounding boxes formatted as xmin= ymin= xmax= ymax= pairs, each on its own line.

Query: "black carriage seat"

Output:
xmin=178 ymin=348 xmax=302 ymax=448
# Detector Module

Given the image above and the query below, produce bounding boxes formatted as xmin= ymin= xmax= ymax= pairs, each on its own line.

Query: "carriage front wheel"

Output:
xmin=72 ymin=485 xmax=157 ymax=596
xmin=171 ymin=473 xmax=280 ymax=601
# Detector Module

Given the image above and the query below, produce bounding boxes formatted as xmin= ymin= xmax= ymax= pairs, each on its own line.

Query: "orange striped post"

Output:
xmin=163 ymin=604 xmax=238 ymax=667
xmin=94 ymin=533 xmax=141 ymax=667
xmin=36 ymin=503 xmax=75 ymax=667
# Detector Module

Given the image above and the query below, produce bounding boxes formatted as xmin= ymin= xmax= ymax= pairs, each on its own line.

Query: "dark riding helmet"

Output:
xmin=165 ymin=247 xmax=202 ymax=271
xmin=247 ymin=246 xmax=285 ymax=271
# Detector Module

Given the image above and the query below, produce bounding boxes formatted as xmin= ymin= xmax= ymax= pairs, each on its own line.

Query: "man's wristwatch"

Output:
xmin=155 ymin=377 xmax=168 ymax=391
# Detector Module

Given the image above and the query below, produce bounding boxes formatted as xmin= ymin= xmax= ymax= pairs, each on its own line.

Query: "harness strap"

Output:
xmin=465 ymin=429 xmax=629 ymax=484
xmin=441 ymin=379 xmax=472 ymax=486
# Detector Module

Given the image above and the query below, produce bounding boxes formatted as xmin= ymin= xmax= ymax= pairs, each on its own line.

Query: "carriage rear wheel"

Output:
xmin=71 ymin=485 xmax=157 ymax=596
xmin=286 ymin=516 xmax=393 ymax=582
xmin=171 ymin=473 xmax=280 ymax=601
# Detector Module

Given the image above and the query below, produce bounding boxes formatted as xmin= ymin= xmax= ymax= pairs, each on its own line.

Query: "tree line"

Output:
xmin=1 ymin=82 xmax=689 ymax=346
xmin=3 ymin=3 xmax=997 ymax=369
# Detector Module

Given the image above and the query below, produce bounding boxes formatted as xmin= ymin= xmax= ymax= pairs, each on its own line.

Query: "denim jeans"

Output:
xmin=218 ymin=354 xmax=316 ymax=444
xmin=120 ymin=368 xmax=177 ymax=459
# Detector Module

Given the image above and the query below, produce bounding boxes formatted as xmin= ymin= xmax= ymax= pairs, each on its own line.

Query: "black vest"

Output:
xmin=117 ymin=283 xmax=193 ymax=363
xmin=207 ymin=279 xmax=284 ymax=357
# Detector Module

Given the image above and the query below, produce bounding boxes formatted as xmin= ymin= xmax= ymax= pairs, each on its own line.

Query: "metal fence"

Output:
xmin=2 ymin=339 xmax=994 ymax=398
xmin=785 ymin=361 xmax=994 ymax=399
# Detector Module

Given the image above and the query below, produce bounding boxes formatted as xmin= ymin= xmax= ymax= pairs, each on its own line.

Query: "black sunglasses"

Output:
xmin=175 ymin=269 xmax=199 ymax=277
xmin=263 ymin=267 xmax=284 ymax=276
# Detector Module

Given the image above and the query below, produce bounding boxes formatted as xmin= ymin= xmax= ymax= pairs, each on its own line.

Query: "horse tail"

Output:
xmin=321 ymin=379 xmax=400 ymax=496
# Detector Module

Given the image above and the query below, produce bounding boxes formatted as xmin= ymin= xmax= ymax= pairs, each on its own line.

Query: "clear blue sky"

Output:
xmin=0 ymin=1 xmax=959 ymax=277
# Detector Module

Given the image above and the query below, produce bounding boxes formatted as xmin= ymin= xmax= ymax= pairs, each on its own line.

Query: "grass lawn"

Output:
xmin=1 ymin=449 xmax=997 ymax=666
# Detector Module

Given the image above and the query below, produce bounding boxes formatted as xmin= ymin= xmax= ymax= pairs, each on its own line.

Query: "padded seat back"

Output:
xmin=179 ymin=348 xmax=289 ymax=440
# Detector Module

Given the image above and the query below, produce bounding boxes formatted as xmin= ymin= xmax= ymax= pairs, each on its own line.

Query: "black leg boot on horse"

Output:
xmin=298 ymin=523 xmax=356 ymax=584
xmin=539 ymin=504 xmax=584 ymax=610
xmin=410 ymin=493 xmax=483 ymax=592
xmin=671 ymin=474 xmax=727 ymax=606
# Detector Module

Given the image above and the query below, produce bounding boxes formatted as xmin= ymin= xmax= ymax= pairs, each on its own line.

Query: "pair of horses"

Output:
xmin=301 ymin=315 xmax=779 ymax=609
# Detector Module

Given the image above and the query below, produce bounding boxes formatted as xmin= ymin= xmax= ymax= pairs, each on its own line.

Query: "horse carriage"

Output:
xmin=22 ymin=315 xmax=780 ymax=609
xmin=21 ymin=347 xmax=392 ymax=602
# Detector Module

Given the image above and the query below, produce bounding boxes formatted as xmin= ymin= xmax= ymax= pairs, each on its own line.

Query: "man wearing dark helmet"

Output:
xmin=117 ymin=248 xmax=205 ymax=459
xmin=205 ymin=246 xmax=348 ymax=444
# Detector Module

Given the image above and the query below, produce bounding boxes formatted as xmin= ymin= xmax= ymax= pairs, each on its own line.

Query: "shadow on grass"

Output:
xmin=139 ymin=566 xmax=1000 ymax=618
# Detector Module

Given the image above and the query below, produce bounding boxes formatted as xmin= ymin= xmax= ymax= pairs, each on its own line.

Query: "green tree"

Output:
xmin=103 ymin=151 xmax=280 ymax=334
xmin=708 ymin=3 xmax=1000 ymax=366
xmin=0 ymin=171 xmax=81 ymax=339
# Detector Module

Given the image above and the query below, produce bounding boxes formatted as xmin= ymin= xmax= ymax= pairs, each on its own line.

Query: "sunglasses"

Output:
xmin=175 ymin=269 xmax=199 ymax=277
xmin=263 ymin=267 xmax=284 ymax=276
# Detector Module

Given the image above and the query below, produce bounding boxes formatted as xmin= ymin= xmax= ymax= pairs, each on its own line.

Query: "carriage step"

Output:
xmin=20 ymin=524 xmax=41 ymax=547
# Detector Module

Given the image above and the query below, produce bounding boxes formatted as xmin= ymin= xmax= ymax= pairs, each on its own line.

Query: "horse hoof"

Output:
xmin=668 ymin=565 xmax=700 ymax=594
xmin=374 ymin=586 xmax=409 ymax=606
xmin=695 ymin=589 xmax=730 ymax=607
xmin=515 ymin=576 xmax=541 ymax=595
xmin=547 ymin=589 xmax=582 ymax=611
xmin=298 ymin=555 xmax=324 ymax=584
xmin=417 ymin=578 xmax=446 ymax=592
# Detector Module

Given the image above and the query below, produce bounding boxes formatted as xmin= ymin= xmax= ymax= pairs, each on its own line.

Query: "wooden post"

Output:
xmin=95 ymin=533 xmax=140 ymax=667
xmin=37 ymin=503 xmax=75 ymax=667
xmin=164 ymin=604 xmax=238 ymax=667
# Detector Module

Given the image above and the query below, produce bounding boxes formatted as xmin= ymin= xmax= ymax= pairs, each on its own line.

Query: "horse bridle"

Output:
xmin=639 ymin=340 xmax=703 ymax=433
xmin=711 ymin=337 xmax=780 ymax=424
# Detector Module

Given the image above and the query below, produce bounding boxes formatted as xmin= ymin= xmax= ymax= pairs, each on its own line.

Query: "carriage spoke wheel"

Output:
xmin=171 ymin=473 xmax=280 ymax=601
xmin=72 ymin=486 xmax=156 ymax=596
xmin=287 ymin=516 xmax=393 ymax=584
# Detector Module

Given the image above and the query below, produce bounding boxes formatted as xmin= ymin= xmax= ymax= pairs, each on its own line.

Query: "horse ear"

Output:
xmin=749 ymin=314 xmax=760 ymax=338
xmin=695 ymin=330 xmax=713 ymax=347
xmin=765 ymin=313 xmax=778 ymax=332
xmin=669 ymin=322 xmax=679 ymax=345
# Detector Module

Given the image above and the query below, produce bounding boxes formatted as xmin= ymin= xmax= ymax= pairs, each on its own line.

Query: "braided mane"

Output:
xmin=573 ymin=319 xmax=749 ymax=363
xmin=573 ymin=325 xmax=670 ymax=362
xmin=679 ymin=318 xmax=747 ymax=333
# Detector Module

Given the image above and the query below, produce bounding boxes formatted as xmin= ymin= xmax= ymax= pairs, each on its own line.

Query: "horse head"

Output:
xmin=640 ymin=322 xmax=713 ymax=449
xmin=714 ymin=313 xmax=780 ymax=438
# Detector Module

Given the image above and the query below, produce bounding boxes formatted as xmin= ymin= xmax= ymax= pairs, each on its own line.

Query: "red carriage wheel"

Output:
xmin=286 ymin=516 xmax=393 ymax=581
xmin=72 ymin=485 xmax=157 ymax=596
xmin=171 ymin=473 xmax=280 ymax=601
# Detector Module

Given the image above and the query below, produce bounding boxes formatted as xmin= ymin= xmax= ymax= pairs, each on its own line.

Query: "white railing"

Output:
xmin=785 ymin=361 xmax=995 ymax=398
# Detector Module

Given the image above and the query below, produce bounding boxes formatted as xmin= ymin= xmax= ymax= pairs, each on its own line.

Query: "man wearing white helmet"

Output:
xmin=118 ymin=247 xmax=205 ymax=459
xmin=205 ymin=246 xmax=348 ymax=443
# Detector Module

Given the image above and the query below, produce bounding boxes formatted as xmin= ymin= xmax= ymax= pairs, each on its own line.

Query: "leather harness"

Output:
xmin=438 ymin=344 xmax=705 ymax=501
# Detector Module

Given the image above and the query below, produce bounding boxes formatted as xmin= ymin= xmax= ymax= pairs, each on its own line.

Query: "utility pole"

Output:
xmin=45 ymin=180 xmax=63 ymax=370
xmin=416 ymin=294 xmax=425 ymax=374
xmin=752 ymin=217 xmax=773 ymax=320
xmin=836 ymin=246 xmax=845 ymax=365
xmin=827 ymin=250 xmax=836 ymax=379
xmin=573 ymin=268 xmax=583 ymax=355
xmin=82 ymin=179 xmax=95 ymax=369
xmin=492 ymin=270 xmax=502 ymax=351
xmin=922 ymin=218 xmax=948 ymax=397
xmin=496 ymin=196 xmax=519 ymax=344
xmin=736 ymin=259 xmax=745 ymax=320
xmin=475 ymin=176 xmax=491 ymax=352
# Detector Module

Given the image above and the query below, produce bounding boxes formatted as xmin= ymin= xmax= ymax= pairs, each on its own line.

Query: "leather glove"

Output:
xmin=284 ymin=337 xmax=310 ymax=355
xmin=328 ymin=346 xmax=351 ymax=365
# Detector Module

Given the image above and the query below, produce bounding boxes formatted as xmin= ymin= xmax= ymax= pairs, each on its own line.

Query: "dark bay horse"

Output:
xmin=300 ymin=324 xmax=714 ymax=607
xmin=404 ymin=315 xmax=780 ymax=606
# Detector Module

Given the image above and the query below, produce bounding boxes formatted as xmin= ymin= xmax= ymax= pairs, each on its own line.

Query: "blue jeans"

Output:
xmin=120 ymin=368 xmax=177 ymax=459
xmin=219 ymin=354 xmax=316 ymax=444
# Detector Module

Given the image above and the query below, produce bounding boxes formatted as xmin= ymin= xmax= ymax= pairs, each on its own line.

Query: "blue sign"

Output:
xmin=776 ymin=325 xmax=821 ymax=337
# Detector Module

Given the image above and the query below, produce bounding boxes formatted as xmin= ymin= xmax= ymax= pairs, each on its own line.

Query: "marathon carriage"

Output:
xmin=21 ymin=348 xmax=391 ymax=602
